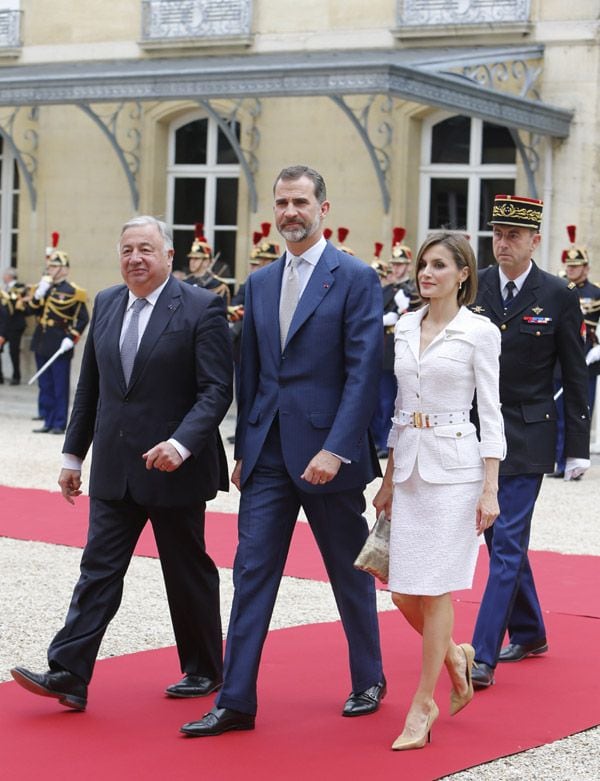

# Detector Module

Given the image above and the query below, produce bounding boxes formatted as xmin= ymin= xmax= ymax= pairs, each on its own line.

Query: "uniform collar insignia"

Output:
xmin=472 ymin=305 xmax=485 ymax=314
xmin=532 ymin=306 xmax=543 ymax=314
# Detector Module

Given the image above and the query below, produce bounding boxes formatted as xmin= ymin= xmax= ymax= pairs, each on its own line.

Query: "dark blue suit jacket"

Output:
xmin=64 ymin=275 xmax=233 ymax=507
xmin=235 ymin=241 xmax=383 ymax=491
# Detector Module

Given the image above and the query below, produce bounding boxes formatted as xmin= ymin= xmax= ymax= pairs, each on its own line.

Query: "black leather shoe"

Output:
xmin=342 ymin=679 xmax=386 ymax=716
xmin=51 ymin=428 xmax=66 ymax=435
xmin=10 ymin=666 xmax=87 ymax=710
xmin=548 ymin=470 xmax=564 ymax=478
xmin=498 ymin=638 xmax=548 ymax=663
xmin=31 ymin=416 xmax=44 ymax=421
xmin=33 ymin=426 xmax=51 ymax=433
xmin=180 ymin=706 xmax=255 ymax=737
xmin=471 ymin=662 xmax=495 ymax=689
xmin=165 ymin=675 xmax=222 ymax=698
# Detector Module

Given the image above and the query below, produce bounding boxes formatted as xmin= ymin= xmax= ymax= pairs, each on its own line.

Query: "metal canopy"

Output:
xmin=0 ymin=46 xmax=572 ymax=137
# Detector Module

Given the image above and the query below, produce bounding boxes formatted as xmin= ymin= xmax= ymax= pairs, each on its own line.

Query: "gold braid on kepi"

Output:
xmin=250 ymin=222 xmax=280 ymax=263
xmin=188 ymin=223 xmax=212 ymax=260
xmin=389 ymin=227 xmax=412 ymax=263
xmin=489 ymin=194 xmax=543 ymax=229
xmin=561 ymin=225 xmax=589 ymax=266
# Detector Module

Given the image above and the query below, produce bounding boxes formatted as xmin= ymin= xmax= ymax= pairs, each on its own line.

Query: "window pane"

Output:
xmin=217 ymin=121 xmax=240 ymax=164
xmin=213 ymin=230 xmax=236 ymax=279
xmin=13 ymin=160 xmax=19 ymax=187
xmin=173 ymin=178 xmax=206 ymax=224
xmin=173 ymin=228 xmax=196 ymax=273
xmin=482 ymin=122 xmax=516 ymax=164
xmin=215 ymin=178 xmax=239 ymax=224
xmin=12 ymin=194 xmax=19 ymax=229
xmin=431 ymin=117 xmax=471 ymax=164
xmin=175 ymin=119 xmax=208 ymax=164
xmin=479 ymin=179 xmax=515 ymax=230
xmin=477 ymin=236 xmax=495 ymax=269
xmin=429 ymin=179 xmax=468 ymax=230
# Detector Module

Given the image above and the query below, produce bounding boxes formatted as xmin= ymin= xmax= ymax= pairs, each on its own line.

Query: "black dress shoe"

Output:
xmin=10 ymin=666 xmax=87 ymax=710
xmin=180 ymin=706 xmax=255 ymax=737
xmin=51 ymin=428 xmax=66 ymax=435
xmin=33 ymin=426 xmax=51 ymax=433
xmin=165 ymin=674 xmax=222 ymax=698
xmin=342 ymin=679 xmax=386 ymax=716
xmin=548 ymin=470 xmax=564 ymax=478
xmin=471 ymin=662 xmax=495 ymax=689
xmin=498 ymin=638 xmax=548 ymax=663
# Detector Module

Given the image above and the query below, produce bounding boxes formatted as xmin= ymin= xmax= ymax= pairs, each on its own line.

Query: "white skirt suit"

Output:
xmin=386 ymin=306 xmax=505 ymax=595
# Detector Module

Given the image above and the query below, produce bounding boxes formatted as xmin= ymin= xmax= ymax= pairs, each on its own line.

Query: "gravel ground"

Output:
xmin=1 ymin=372 xmax=599 ymax=780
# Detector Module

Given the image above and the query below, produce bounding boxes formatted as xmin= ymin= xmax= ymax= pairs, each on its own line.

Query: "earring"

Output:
xmin=458 ymin=281 xmax=462 ymax=292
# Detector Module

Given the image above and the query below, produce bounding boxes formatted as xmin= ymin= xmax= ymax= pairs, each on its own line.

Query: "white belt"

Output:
xmin=394 ymin=409 xmax=470 ymax=429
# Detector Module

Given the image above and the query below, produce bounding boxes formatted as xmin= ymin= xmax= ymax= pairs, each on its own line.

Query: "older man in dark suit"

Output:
xmin=181 ymin=165 xmax=385 ymax=737
xmin=469 ymin=196 xmax=590 ymax=688
xmin=11 ymin=216 xmax=233 ymax=710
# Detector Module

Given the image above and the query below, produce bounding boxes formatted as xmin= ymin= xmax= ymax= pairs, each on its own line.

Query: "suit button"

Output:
xmin=536 ymin=331 xmax=541 ymax=336
xmin=500 ymin=324 xmax=507 ymax=331
xmin=456 ymin=432 xmax=462 ymax=438
xmin=545 ymin=414 xmax=550 ymax=419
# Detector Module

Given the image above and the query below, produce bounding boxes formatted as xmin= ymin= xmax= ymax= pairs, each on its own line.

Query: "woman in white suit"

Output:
xmin=373 ymin=232 xmax=505 ymax=750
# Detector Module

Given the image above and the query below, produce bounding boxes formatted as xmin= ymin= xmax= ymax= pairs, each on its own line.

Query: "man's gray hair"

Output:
xmin=119 ymin=216 xmax=174 ymax=252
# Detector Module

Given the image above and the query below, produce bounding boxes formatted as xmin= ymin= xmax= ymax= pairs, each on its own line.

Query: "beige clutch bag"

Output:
xmin=353 ymin=511 xmax=390 ymax=584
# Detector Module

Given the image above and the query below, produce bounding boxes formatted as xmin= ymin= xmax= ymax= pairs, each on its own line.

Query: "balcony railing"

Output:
xmin=0 ymin=9 xmax=22 ymax=49
xmin=141 ymin=0 xmax=251 ymax=43
xmin=398 ymin=0 xmax=531 ymax=27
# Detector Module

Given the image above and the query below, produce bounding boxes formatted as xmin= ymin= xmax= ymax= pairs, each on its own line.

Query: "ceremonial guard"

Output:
xmin=469 ymin=195 xmax=590 ymax=688
xmin=371 ymin=229 xmax=419 ymax=459
xmin=0 ymin=267 xmax=28 ymax=384
xmin=27 ymin=236 xmax=89 ymax=434
xmin=336 ymin=226 xmax=354 ymax=255
xmin=184 ymin=223 xmax=231 ymax=305
xmin=551 ymin=225 xmax=600 ymax=477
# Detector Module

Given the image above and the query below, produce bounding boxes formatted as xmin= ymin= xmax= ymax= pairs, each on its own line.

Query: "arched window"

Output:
xmin=419 ymin=113 xmax=517 ymax=267
xmin=0 ymin=136 xmax=19 ymax=268
xmin=167 ymin=113 xmax=240 ymax=279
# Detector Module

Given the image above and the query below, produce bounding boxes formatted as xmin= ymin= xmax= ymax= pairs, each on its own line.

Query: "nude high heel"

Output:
xmin=450 ymin=643 xmax=475 ymax=716
xmin=391 ymin=701 xmax=439 ymax=751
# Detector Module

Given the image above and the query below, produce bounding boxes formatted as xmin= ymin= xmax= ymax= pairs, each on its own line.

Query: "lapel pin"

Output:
xmin=532 ymin=306 xmax=543 ymax=314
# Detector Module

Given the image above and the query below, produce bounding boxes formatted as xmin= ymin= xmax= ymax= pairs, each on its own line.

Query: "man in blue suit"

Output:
xmin=182 ymin=165 xmax=385 ymax=736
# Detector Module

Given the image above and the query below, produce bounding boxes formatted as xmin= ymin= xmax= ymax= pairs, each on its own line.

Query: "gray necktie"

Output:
xmin=120 ymin=297 xmax=148 ymax=384
xmin=279 ymin=256 xmax=302 ymax=350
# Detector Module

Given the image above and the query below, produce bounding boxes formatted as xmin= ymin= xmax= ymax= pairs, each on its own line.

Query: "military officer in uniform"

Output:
xmin=27 ymin=243 xmax=89 ymax=434
xmin=469 ymin=195 xmax=590 ymax=688
xmin=184 ymin=223 xmax=231 ymax=305
xmin=0 ymin=268 xmax=28 ymax=384
xmin=551 ymin=225 xmax=600 ymax=477
xmin=371 ymin=229 xmax=419 ymax=459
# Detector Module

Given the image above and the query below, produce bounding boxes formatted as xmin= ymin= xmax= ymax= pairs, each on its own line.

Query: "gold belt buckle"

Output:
xmin=411 ymin=412 xmax=431 ymax=428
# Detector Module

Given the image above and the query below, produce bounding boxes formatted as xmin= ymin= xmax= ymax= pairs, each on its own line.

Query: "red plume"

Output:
xmin=51 ymin=231 xmax=60 ymax=248
xmin=392 ymin=227 xmax=406 ymax=245
xmin=567 ymin=225 xmax=576 ymax=244
xmin=338 ymin=227 xmax=349 ymax=244
xmin=374 ymin=242 xmax=383 ymax=258
xmin=194 ymin=222 xmax=204 ymax=239
xmin=261 ymin=221 xmax=271 ymax=237
xmin=561 ymin=250 xmax=569 ymax=263
xmin=323 ymin=228 xmax=333 ymax=240
xmin=252 ymin=231 xmax=262 ymax=245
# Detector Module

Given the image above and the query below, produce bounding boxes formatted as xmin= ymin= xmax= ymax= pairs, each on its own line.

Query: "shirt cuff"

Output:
xmin=62 ymin=453 xmax=83 ymax=471
xmin=323 ymin=449 xmax=350 ymax=465
xmin=169 ymin=438 xmax=191 ymax=462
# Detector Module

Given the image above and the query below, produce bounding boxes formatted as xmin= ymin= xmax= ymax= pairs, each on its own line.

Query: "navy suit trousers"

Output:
xmin=472 ymin=473 xmax=546 ymax=668
xmin=217 ymin=419 xmax=383 ymax=715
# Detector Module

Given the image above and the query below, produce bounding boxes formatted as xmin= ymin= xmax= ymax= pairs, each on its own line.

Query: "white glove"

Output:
xmin=60 ymin=337 xmax=75 ymax=353
xmin=564 ymin=457 xmax=590 ymax=481
xmin=34 ymin=278 xmax=51 ymax=299
xmin=382 ymin=311 xmax=399 ymax=327
xmin=585 ymin=345 xmax=600 ymax=365
xmin=394 ymin=289 xmax=410 ymax=312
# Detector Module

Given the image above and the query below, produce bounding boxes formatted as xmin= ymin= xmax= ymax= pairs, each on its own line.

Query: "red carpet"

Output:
xmin=1 ymin=485 xmax=598 ymax=618
xmin=1 ymin=605 xmax=599 ymax=781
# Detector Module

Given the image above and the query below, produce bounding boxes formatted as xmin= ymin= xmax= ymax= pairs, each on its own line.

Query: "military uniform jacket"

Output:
xmin=0 ymin=282 xmax=27 ymax=333
xmin=471 ymin=262 xmax=590 ymax=475
xmin=29 ymin=279 xmax=90 ymax=358
xmin=382 ymin=279 xmax=419 ymax=370
xmin=575 ymin=277 xmax=600 ymax=376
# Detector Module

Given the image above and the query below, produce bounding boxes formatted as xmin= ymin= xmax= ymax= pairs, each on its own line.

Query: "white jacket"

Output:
xmin=387 ymin=306 xmax=506 ymax=484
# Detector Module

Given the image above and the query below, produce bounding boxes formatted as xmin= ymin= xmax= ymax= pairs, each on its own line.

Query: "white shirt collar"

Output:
xmin=285 ymin=235 xmax=327 ymax=267
xmin=126 ymin=276 xmax=170 ymax=308
xmin=499 ymin=261 xmax=532 ymax=294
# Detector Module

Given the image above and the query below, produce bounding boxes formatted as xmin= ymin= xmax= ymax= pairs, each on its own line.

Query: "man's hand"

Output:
xmin=564 ymin=457 xmax=590 ymax=481
xmin=58 ymin=468 xmax=83 ymax=505
xmin=301 ymin=450 xmax=341 ymax=485
xmin=0 ymin=336 xmax=5 ymax=348
xmin=231 ymin=460 xmax=242 ymax=491
xmin=143 ymin=441 xmax=183 ymax=472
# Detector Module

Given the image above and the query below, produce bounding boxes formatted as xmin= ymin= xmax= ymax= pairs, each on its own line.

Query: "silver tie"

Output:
xmin=120 ymin=297 xmax=148 ymax=384
xmin=279 ymin=256 xmax=302 ymax=350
